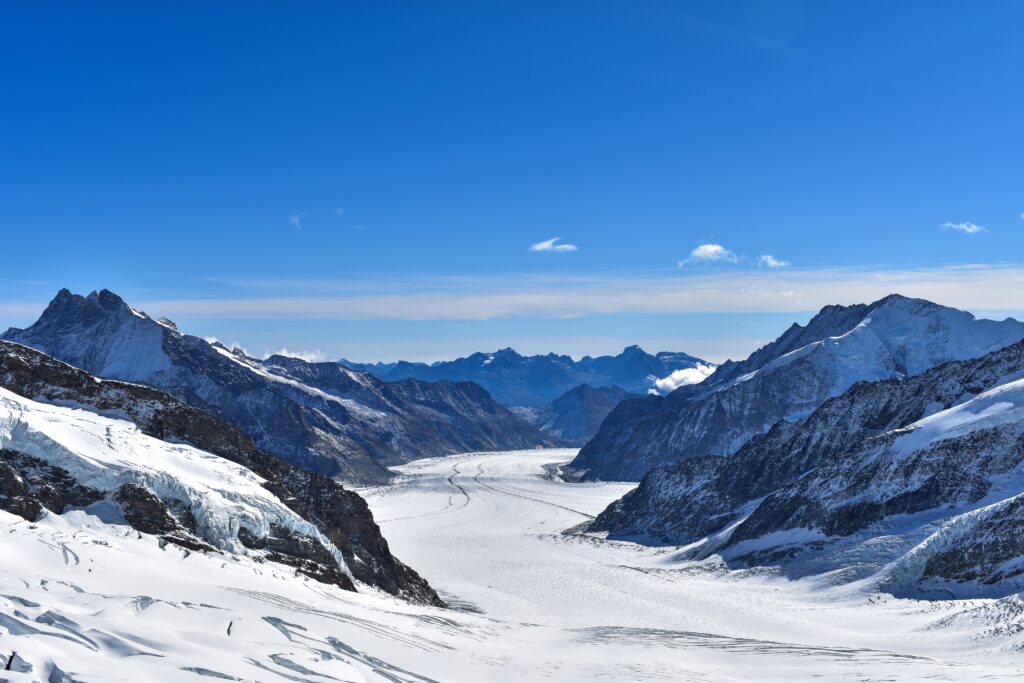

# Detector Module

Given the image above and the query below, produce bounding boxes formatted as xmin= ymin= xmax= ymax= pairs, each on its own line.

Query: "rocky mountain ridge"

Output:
xmin=568 ymin=294 xmax=1024 ymax=481
xmin=3 ymin=289 xmax=553 ymax=484
xmin=342 ymin=345 xmax=707 ymax=406
xmin=588 ymin=336 xmax=1024 ymax=598
xmin=0 ymin=339 xmax=442 ymax=605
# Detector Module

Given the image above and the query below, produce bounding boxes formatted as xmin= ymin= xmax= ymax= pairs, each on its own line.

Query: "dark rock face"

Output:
xmin=237 ymin=524 xmax=356 ymax=591
xmin=342 ymin=346 xmax=707 ymax=406
xmin=514 ymin=384 xmax=637 ymax=446
xmin=588 ymin=338 xmax=1024 ymax=598
xmin=2 ymin=289 xmax=552 ymax=485
xmin=111 ymin=483 xmax=220 ymax=555
xmin=0 ymin=340 xmax=442 ymax=606
xmin=568 ymin=295 xmax=1024 ymax=482
xmin=0 ymin=449 xmax=103 ymax=520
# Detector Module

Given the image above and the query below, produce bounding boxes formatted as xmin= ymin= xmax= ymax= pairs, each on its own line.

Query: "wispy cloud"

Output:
xmin=759 ymin=254 xmax=791 ymax=268
xmin=289 ymin=213 xmax=307 ymax=229
xmin=530 ymin=237 xmax=579 ymax=253
xmin=129 ymin=263 xmax=1024 ymax=321
xmin=334 ymin=208 xmax=345 ymax=218
xmin=679 ymin=243 xmax=737 ymax=266
xmin=943 ymin=221 xmax=987 ymax=235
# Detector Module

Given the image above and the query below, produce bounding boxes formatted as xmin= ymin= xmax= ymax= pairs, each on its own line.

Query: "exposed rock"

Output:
xmin=0 ymin=340 xmax=443 ymax=606
xmin=2 ymin=289 xmax=553 ymax=485
xmin=569 ymin=295 xmax=1024 ymax=481
xmin=588 ymin=337 xmax=1024 ymax=598
xmin=237 ymin=524 xmax=356 ymax=590
xmin=0 ymin=449 xmax=103 ymax=520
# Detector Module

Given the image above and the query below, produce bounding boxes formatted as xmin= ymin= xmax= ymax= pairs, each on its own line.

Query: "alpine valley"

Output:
xmin=6 ymin=290 xmax=1024 ymax=681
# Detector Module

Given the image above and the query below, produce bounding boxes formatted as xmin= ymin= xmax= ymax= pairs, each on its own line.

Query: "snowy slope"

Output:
xmin=570 ymin=294 xmax=1024 ymax=481
xmin=0 ymin=338 xmax=441 ymax=605
xmin=590 ymin=337 xmax=1024 ymax=598
xmin=0 ymin=387 xmax=350 ymax=576
xmin=4 ymin=450 xmax=1024 ymax=681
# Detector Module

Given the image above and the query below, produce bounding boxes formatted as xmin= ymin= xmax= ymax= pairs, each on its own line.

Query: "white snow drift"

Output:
xmin=0 ymin=388 xmax=349 ymax=573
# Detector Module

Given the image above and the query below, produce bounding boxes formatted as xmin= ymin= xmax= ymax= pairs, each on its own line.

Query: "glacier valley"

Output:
xmin=4 ymin=447 xmax=1024 ymax=681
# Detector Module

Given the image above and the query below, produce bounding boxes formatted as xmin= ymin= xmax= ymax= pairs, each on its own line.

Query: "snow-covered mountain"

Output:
xmin=588 ymin=336 xmax=1024 ymax=598
xmin=341 ymin=345 xmax=708 ymax=406
xmin=0 ymin=339 xmax=441 ymax=605
xmin=568 ymin=295 xmax=1024 ymax=481
xmin=512 ymin=384 xmax=637 ymax=446
xmin=2 ymin=289 xmax=554 ymax=484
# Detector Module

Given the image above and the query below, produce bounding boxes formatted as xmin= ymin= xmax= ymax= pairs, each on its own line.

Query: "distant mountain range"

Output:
xmin=587 ymin=326 xmax=1024 ymax=599
xmin=340 ymin=346 xmax=708 ymax=406
xmin=512 ymin=384 xmax=637 ymax=446
xmin=567 ymin=294 xmax=1024 ymax=482
xmin=3 ymin=290 xmax=553 ymax=485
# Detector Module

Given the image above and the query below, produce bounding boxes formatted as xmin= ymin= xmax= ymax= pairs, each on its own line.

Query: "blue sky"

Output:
xmin=1 ymin=1 xmax=1022 ymax=363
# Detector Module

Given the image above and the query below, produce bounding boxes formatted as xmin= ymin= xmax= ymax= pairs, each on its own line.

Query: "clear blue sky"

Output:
xmin=1 ymin=1 xmax=1022 ymax=362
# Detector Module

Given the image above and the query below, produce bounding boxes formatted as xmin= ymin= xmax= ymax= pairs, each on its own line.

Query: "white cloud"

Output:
xmin=133 ymin=263 xmax=1024 ymax=322
xmin=335 ymin=208 xmax=345 ymax=218
xmin=680 ymin=243 xmax=737 ymax=266
xmin=652 ymin=363 xmax=717 ymax=394
xmin=943 ymin=221 xmax=986 ymax=235
xmin=1019 ymin=212 xmax=1023 ymax=222
xmin=289 ymin=213 xmax=307 ymax=229
xmin=759 ymin=254 xmax=791 ymax=268
xmin=264 ymin=347 xmax=328 ymax=363
xmin=530 ymin=237 xmax=579 ymax=253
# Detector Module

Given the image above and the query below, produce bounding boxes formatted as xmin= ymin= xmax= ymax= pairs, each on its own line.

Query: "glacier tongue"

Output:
xmin=0 ymin=387 xmax=351 ymax=578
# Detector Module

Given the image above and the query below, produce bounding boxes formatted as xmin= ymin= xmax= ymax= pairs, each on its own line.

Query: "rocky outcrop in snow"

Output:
xmin=2 ymin=289 xmax=553 ymax=484
xmin=0 ymin=340 xmax=442 ymax=605
xmin=568 ymin=295 xmax=1024 ymax=482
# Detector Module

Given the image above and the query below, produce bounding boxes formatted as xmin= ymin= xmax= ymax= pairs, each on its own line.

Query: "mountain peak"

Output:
xmin=868 ymin=293 xmax=947 ymax=315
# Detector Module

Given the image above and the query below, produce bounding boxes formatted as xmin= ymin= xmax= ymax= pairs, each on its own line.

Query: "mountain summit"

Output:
xmin=3 ymin=290 xmax=553 ymax=484
xmin=567 ymin=295 xmax=1024 ymax=482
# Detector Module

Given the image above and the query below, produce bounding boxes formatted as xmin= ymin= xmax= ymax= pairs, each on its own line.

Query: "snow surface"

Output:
xmin=724 ymin=298 xmax=1024 ymax=402
xmin=894 ymin=376 xmax=1024 ymax=455
xmin=4 ymin=448 xmax=1024 ymax=680
xmin=0 ymin=388 xmax=349 ymax=570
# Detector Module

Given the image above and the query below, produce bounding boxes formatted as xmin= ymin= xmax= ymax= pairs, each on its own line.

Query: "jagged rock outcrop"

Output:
xmin=342 ymin=345 xmax=707 ymax=406
xmin=0 ymin=340 xmax=441 ymax=605
xmin=568 ymin=295 xmax=1024 ymax=481
xmin=513 ymin=384 xmax=636 ymax=446
xmin=0 ymin=449 xmax=104 ymax=522
xmin=588 ymin=338 xmax=1024 ymax=598
xmin=2 ymin=289 xmax=552 ymax=484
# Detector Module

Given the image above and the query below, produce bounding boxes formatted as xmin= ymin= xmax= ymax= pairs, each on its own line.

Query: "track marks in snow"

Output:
xmin=469 ymin=458 xmax=595 ymax=520
xmin=60 ymin=543 xmax=79 ymax=567
xmin=374 ymin=460 xmax=472 ymax=524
